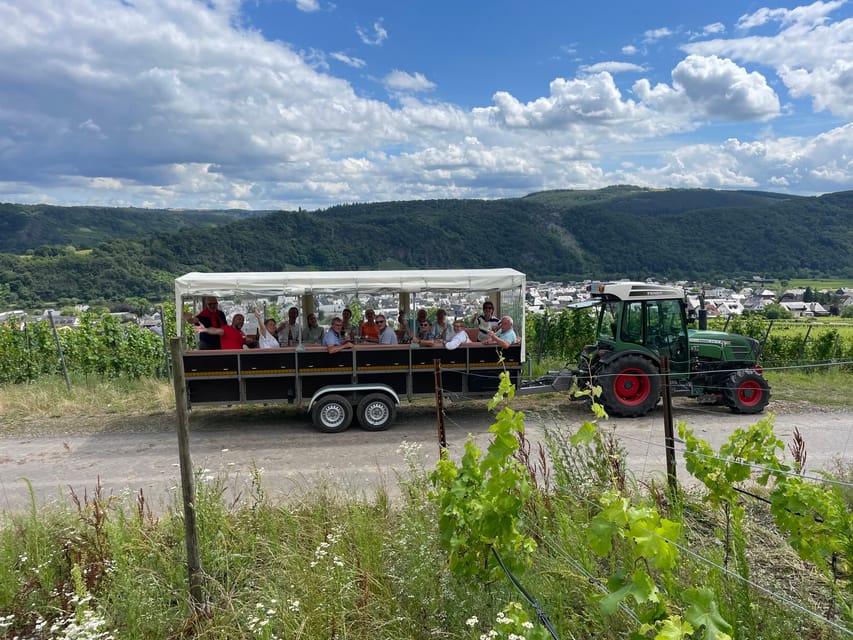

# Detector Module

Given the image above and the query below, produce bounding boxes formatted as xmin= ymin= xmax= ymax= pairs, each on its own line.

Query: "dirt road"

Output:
xmin=1 ymin=398 xmax=850 ymax=513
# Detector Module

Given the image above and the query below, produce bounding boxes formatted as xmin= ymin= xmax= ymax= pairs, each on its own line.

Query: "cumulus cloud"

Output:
xmin=611 ymin=123 xmax=853 ymax=194
xmin=622 ymin=45 xmax=638 ymax=55
xmin=383 ymin=70 xmax=436 ymax=93
xmin=686 ymin=1 xmax=853 ymax=116
xmin=670 ymin=55 xmax=780 ymax=120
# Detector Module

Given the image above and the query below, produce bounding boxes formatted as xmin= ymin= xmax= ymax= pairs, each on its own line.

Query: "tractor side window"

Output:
xmin=621 ymin=301 xmax=643 ymax=344
xmin=644 ymin=302 xmax=663 ymax=348
xmin=599 ymin=302 xmax=618 ymax=339
xmin=660 ymin=300 xmax=686 ymax=341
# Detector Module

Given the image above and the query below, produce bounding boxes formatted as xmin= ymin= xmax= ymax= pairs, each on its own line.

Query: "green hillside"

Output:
xmin=0 ymin=186 xmax=850 ymax=310
xmin=0 ymin=203 xmax=268 ymax=253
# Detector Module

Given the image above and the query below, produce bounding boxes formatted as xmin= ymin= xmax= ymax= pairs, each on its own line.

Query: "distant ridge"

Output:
xmin=0 ymin=186 xmax=849 ymax=308
xmin=0 ymin=202 xmax=269 ymax=253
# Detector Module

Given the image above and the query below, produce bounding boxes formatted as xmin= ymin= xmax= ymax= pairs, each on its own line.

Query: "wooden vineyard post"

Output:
xmin=169 ymin=337 xmax=207 ymax=614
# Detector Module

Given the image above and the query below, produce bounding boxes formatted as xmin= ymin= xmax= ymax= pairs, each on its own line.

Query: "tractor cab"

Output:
xmin=590 ymin=282 xmax=690 ymax=376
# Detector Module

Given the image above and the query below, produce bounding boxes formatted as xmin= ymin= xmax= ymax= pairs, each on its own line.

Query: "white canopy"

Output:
xmin=175 ymin=268 xmax=526 ymax=334
xmin=175 ymin=268 xmax=524 ymax=299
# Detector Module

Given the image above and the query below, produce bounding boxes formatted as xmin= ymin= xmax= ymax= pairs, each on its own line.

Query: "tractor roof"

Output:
xmin=590 ymin=281 xmax=685 ymax=302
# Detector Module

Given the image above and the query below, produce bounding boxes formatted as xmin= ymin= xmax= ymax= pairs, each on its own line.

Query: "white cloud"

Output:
xmin=643 ymin=27 xmax=673 ymax=43
xmin=670 ymin=55 xmax=780 ymax=121
xmin=686 ymin=1 xmax=853 ymax=116
xmin=580 ymin=61 xmax=645 ymax=74
xmin=356 ymin=19 xmax=388 ymax=46
xmin=611 ymin=123 xmax=853 ymax=194
xmin=330 ymin=52 xmax=366 ymax=69
xmin=622 ymin=45 xmax=638 ymax=55
xmin=736 ymin=0 xmax=844 ymax=30
xmin=292 ymin=0 xmax=321 ymax=12
xmin=383 ymin=70 xmax=436 ymax=93
xmin=702 ymin=22 xmax=726 ymax=35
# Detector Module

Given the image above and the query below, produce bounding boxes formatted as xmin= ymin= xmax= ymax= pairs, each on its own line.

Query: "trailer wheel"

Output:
xmin=311 ymin=394 xmax=353 ymax=433
xmin=357 ymin=393 xmax=397 ymax=431
xmin=598 ymin=355 xmax=660 ymax=417
xmin=723 ymin=370 xmax=770 ymax=414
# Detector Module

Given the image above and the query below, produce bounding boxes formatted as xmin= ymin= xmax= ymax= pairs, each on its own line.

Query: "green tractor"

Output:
xmin=575 ymin=282 xmax=770 ymax=417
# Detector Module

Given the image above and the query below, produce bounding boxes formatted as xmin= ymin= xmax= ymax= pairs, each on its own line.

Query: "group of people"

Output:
xmin=184 ymin=298 xmax=517 ymax=353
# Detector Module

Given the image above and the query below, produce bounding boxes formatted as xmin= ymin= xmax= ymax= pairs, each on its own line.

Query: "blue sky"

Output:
xmin=0 ymin=0 xmax=850 ymax=210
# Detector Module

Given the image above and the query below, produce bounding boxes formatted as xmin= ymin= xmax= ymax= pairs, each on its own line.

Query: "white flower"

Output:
xmin=466 ymin=615 xmax=479 ymax=627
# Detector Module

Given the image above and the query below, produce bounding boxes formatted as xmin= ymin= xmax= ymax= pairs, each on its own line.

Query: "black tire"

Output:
xmin=357 ymin=393 xmax=397 ymax=431
xmin=597 ymin=355 xmax=661 ymax=417
xmin=311 ymin=394 xmax=353 ymax=433
xmin=723 ymin=370 xmax=771 ymax=414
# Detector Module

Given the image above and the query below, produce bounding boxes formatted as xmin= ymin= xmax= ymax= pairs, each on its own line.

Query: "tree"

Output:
xmin=763 ymin=303 xmax=793 ymax=320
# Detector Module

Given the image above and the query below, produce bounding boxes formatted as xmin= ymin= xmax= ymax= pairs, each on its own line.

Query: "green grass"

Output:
xmin=0 ymin=375 xmax=174 ymax=420
xmin=764 ymin=368 xmax=853 ymax=407
xmin=782 ymin=278 xmax=853 ymax=290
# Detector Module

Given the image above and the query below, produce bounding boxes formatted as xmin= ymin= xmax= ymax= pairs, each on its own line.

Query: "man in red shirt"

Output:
xmin=183 ymin=296 xmax=228 ymax=349
xmin=193 ymin=313 xmax=246 ymax=350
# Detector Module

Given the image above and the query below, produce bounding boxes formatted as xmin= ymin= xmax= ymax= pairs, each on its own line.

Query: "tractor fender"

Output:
xmin=593 ymin=348 xmax=660 ymax=371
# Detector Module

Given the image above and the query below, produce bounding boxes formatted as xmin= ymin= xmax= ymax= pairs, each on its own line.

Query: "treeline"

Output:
xmin=0 ymin=186 xmax=851 ymax=310
xmin=0 ymin=202 xmax=267 ymax=254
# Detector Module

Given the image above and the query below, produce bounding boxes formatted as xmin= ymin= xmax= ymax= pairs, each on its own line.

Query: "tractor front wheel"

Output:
xmin=723 ymin=370 xmax=771 ymax=414
xmin=597 ymin=355 xmax=661 ymax=417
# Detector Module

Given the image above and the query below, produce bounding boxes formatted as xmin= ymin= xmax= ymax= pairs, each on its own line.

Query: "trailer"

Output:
xmin=175 ymin=269 xmax=565 ymax=432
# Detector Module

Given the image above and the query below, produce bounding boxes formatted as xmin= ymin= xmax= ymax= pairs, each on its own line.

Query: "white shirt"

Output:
xmin=258 ymin=332 xmax=279 ymax=349
xmin=445 ymin=329 xmax=470 ymax=350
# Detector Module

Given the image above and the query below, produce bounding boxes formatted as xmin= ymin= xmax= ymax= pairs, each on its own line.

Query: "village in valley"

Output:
xmin=2 ymin=277 xmax=852 ymax=336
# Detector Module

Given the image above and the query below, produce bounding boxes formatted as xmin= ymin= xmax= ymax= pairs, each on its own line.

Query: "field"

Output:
xmin=782 ymin=278 xmax=853 ymax=290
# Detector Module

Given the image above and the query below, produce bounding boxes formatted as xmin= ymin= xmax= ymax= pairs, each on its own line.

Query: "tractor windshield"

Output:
xmin=601 ymin=298 xmax=689 ymax=372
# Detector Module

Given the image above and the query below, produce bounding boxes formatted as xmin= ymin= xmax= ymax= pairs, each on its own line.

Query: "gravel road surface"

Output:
xmin=1 ymin=398 xmax=850 ymax=513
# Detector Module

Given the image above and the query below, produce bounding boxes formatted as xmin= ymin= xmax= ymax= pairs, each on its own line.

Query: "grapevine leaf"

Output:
xmin=683 ymin=587 xmax=732 ymax=640
xmin=600 ymin=571 xmax=633 ymax=615
xmin=570 ymin=420 xmax=596 ymax=446
xmin=588 ymin=514 xmax=618 ymax=556
xmin=652 ymin=616 xmax=694 ymax=640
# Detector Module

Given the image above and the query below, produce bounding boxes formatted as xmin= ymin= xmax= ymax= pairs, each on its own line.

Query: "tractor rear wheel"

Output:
xmin=598 ymin=355 xmax=661 ymax=417
xmin=723 ymin=370 xmax=770 ymax=414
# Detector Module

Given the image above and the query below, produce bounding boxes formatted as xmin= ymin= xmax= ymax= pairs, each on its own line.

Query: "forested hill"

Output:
xmin=0 ymin=203 xmax=269 ymax=253
xmin=0 ymin=186 xmax=851 ymax=309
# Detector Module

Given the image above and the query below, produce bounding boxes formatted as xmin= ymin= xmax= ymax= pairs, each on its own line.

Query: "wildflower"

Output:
xmin=466 ymin=615 xmax=479 ymax=627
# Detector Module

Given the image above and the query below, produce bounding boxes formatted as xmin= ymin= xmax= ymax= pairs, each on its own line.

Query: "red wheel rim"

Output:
xmin=737 ymin=380 xmax=764 ymax=407
xmin=612 ymin=368 xmax=651 ymax=406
